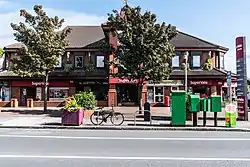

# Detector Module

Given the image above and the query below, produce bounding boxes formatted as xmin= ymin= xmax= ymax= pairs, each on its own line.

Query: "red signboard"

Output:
xmin=237 ymin=96 xmax=246 ymax=114
xmin=236 ymin=37 xmax=244 ymax=60
xmin=109 ymin=78 xmax=139 ymax=84
xmin=11 ymin=80 xmax=72 ymax=87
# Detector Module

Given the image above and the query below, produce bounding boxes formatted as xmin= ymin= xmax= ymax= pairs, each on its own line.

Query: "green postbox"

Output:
xmin=210 ymin=96 xmax=222 ymax=112
xmin=189 ymin=95 xmax=200 ymax=112
xmin=171 ymin=91 xmax=186 ymax=126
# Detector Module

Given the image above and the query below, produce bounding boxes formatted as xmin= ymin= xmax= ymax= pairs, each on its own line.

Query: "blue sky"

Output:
xmin=1 ymin=0 xmax=250 ymax=74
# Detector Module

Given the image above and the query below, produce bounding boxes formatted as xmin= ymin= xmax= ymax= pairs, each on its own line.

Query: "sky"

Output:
xmin=0 ymin=0 xmax=250 ymax=75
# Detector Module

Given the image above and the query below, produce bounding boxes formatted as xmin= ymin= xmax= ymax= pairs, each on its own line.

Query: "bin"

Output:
xmin=10 ymin=98 xmax=18 ymax=108
xmin=200 ymin=98 xmax=207 ymax=112
xmin=164 ymin=96 xmax=170 ymax=106
xmin=211 ymin=96 xmax=222 ymax=112
xmin=189 ymin=95 xmax=200 ymax=112
xmin=27 ymin=98 xmax=34 ymax=108
xmin=171 ymin=91 xmax=186 ymax=126
xmin=225 ymin=104 xmax=237 ymax=127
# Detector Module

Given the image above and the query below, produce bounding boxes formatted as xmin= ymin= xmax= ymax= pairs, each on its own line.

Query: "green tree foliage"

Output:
xmin=0 ymin=48 xmax=3 ymax=57
xmin=106 ymin=4 xmax=177 ymax=108
xmin=10 ymin=5 xmax=71 ymax=112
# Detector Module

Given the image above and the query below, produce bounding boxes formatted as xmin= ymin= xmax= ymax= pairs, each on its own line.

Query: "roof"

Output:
xmin=169 ymin=68 xmax=234 ymax=80
xmin=3 ymin=26 xmax=228 ymax=51
xmin=65 ymin=26 xmax=105 ymax=48
xmin=171 ymin=31 xmax=229 ymax=51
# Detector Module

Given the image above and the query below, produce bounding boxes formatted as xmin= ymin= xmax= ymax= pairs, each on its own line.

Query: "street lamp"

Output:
xmin=184 ymin=51 xmax=189 ymax=92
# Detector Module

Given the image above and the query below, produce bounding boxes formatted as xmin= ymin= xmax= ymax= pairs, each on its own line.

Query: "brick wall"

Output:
xmin=69 ymin=87 xmax=76 ymax=96
xmin=11 ymin=87 xmax=20 ymax=103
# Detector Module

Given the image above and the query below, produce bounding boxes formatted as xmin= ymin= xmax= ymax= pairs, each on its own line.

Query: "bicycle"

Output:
xmin=90 ymin=105 xmax=124 ymax=126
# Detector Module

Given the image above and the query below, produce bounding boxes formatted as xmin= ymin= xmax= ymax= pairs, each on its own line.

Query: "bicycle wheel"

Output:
xmin=110 ymin=112 xmax=124 ymax=126
xmin=90 ymin=112 xmax=104 ymax=125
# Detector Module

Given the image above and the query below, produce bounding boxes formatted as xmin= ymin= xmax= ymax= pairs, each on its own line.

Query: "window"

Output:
xmin=1 ymin=87 xmax=10 ymax=101
xmin=36 ymin=87 xmax=42 ymax=101
xmin=172 ymin=55 xmax=180 ymax=67
xmin=147 ymin=86 xmax=164 ymax=103
xmin=75 ymin=56 xmax=84 ymax=68
xmin=49 ymin=87 xmax=69 ymax=101
xmin=192 ymin=55 xmax=201 ymax=68
xmin=220 ymin=53 xmax=225 ymax=69
xmin=56 ymin=55 xmax=63 ymax=68
xmin=96 ymin=55 xmax=105 ymax=68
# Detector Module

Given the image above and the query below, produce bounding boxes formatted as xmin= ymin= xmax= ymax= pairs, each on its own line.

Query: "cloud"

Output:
xmin=0 ymin=3 xmax=106 ymax=47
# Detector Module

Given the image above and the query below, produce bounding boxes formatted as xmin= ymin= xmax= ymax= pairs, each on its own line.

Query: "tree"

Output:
xmin=0 ymin=48 xmax=3 ymax=57
xmin=10 ymin=5 xmax=71 ymax=112
xmin=106 ymin=4 xmax=178 ymax=109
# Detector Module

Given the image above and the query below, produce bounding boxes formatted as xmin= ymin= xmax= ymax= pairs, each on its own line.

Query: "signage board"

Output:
xmin=236 ymin=36 xmax=248 ymax=120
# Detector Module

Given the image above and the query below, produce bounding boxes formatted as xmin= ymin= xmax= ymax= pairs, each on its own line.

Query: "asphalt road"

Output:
xmin=0 ymin=129 xmax=250 ymax=167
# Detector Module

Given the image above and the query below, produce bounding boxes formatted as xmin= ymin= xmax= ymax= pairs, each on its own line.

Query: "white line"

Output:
xmin=0 ymin=134 xmax=249 ymax=141
xmin=0 ymin=155 xmax=249 ymax=161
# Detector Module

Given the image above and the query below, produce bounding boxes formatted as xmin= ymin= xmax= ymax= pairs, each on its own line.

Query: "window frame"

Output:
xmin=219 ymin=53 xmax=225 ymax=69
xmin=75 ymin=55 xmax=84 ymax=68
xmin=96 ymin=55 xmax=105 ymax=68
xmin=56 ymin=55 xmax=63 ymax=68
xmin=147 ymin=86 xmax=164 ymax=103
xmin=191 ymin=53 xmax=201 ymax=68
xmin=172 ymin=55 xmax=180 ymax=68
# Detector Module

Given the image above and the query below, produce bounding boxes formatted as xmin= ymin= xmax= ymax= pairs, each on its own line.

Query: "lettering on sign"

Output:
xmin=118 ymin=79 xmax=137 ymax=83
xmin=189 ymin=81 xmax=208 ymax=86
xmin=32 ymin=82 xmax=48 ymax=86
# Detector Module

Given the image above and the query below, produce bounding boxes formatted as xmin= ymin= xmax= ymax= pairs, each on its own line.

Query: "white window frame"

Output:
xmin=56 ymin=55 xmax=63 ymax=68
xmin=75 ymin=56 xmax=84 ymax=68
xmin=96 ymin=55 xmax=105 ymax=68
xmin=171 ymin=86 xmax=179 ymax=91
xmin=220 ymin=54 xmax=225 ymax=69
xmin=154 ymin=86 xmax=164 ymax=103
xmin=192 ymin=55 xmax=201 ymax=68
xmin=172 ymin=55 xmax=180 ymax=67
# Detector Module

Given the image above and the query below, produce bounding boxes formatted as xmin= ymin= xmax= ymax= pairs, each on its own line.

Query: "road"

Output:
xmin=0 ymin=129 xmax=250 ymax=167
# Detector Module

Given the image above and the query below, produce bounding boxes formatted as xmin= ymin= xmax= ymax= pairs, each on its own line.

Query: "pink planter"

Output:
xmin=61 ymin=108 xmax=84 ymax=126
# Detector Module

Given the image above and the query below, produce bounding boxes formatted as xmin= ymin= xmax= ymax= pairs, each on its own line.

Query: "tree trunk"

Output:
xmin=43 ymin=74 xmax=49 ymax=113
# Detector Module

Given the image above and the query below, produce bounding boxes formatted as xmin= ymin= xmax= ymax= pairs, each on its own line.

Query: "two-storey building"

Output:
xmin=0 ymin=25 xmax=236 ymax=107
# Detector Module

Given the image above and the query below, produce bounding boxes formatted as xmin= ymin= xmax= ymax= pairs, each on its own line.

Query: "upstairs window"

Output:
xmin=75 ymin=56 xmax=84 ymax=68
xmin=220 ymin=53 xmax=225 ymax=69
xmin=96 ymin=55 xmax=105 ymax=68
xmin=191 ymin=51 xmax=201 ymax=68
xmin=56 ymin=55 xmax=63 ymax=68
xmin=172 ymin=55 xmax=180 ymax=68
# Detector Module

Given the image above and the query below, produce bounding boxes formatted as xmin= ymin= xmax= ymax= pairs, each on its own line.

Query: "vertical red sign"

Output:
xmin=236 ymin=36 xmax=248 ymax=121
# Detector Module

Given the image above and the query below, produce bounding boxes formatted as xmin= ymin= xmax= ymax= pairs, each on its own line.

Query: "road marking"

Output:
xmin=0 ymin=155 xmax=249 ymax=161
xmin=0 ymin=134 xmax=250 ymax=141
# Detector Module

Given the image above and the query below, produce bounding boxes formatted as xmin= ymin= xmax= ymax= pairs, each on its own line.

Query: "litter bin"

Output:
xmin=171 ymin=91 xmax=186 ymax=126
xmin=27 ymin=98 xmax=34 ymax=108
xmin=225 ymin=104 xmax=237 ymax=127
xmin=11 ymin=98 xmax=18 ymax=108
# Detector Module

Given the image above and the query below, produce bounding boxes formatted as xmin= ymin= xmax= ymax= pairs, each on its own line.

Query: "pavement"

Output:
xmin=1 ymin=129 xmax=250 ymax=166
xmin=1 ymin=107 xmax=250 ymax=131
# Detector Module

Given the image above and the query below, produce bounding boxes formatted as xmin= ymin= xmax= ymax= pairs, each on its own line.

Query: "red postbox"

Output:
xmin=164 ymin=96 xmax=170 ymax=106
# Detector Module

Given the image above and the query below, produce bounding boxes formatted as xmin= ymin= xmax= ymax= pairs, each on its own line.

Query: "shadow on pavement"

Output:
xmin=1 ymin=109 xmax=62 ymax=118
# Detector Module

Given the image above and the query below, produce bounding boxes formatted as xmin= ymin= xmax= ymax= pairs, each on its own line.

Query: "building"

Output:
xmin=0 ymin=25 xmax=236 ymax=107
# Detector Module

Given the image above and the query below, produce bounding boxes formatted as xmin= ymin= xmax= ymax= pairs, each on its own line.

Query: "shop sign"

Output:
xmin=147 ymin=80 xmax=183 ymax=86
xmin=118 ymin=78 xmax=137 ymax=83
xmin=31 ymin=81 xmax=48 ymax=86
xmin=189 ymin=81 xmax=210 ymax=86
xmin=236 ymin=36 xmax=248 ymax=120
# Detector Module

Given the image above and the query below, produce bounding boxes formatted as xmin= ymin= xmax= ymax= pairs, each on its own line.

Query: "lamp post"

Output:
xmin=184 ymin=51 xmax=189 ymax=92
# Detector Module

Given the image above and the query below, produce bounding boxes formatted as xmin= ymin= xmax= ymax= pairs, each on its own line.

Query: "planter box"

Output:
xmin=61 ymin=108 xmax=84 ymax=126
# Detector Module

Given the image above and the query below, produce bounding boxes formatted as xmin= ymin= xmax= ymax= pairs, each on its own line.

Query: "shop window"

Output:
xmin=49 ymin=87 xmax=69 ymax=101
xmin=147 ymin=86 xmax=164 ymax=103
xmin=36 ymin=87 xmax=42 ymax=101
xmin=192 ymin=55 xmax=201 ymax=68
xmin=1 ymin=87 xmax=10 ymax=101
xmin=172 ymin=55 xmax=180 ymax=68
xmin=75 ymin=56 xmax=84 ymax=68
xmin=76 ymin=85 xmax=108 ymax=101
xmin=56 ymin=55 xmax=63 ymax=68
xmin=96 ymin=55 xmax=105 ymax=68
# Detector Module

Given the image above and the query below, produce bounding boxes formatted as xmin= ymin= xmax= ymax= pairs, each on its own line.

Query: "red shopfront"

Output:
xmin=187 ymin=80 xmax=223 ymax=97
xmin=108 ymin=78 xmax=147 ymax=107
xmin=10 ymin=80 xmax=75 ymax=106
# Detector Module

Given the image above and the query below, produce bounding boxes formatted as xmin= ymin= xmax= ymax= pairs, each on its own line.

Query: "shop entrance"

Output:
xmin=117 ymin=85 xmax=138 ymax=106
xmin=192 ymin=86 xmax=210 ymax=98
xmin=20 ymin=87 xmax=36 ymax=106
